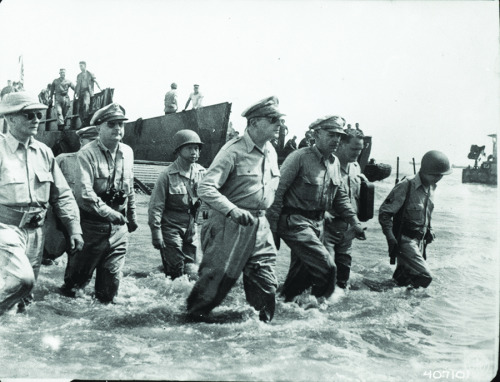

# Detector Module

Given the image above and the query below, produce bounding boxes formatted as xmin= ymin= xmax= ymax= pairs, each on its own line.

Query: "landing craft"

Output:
xmin=33 ymin=89 xmax=232 ymax=192
xmin=462 ymin=134 xmax=497 ymax=185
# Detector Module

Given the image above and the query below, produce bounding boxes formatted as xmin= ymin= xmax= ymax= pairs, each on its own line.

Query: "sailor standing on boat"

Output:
xmin=61 ymin=103 xmax=137 ymax=303
xmin=49 ymin=69 xmax=75 ymax=131
xmin=323 ymin=128 xmax=368 ymax=289
xmin=183 ymin=84 xmax=203 ymax=110
xmin=267 ymin=116 xmax=366 ymax=304
xmin=148 ymin=129 xmax=205 ymax=279
xmin=186 ymin=96 xmax=282 ymax=322
xmin=379 ymin=150 xmax=452 ymax=288
xmin=0 ymin=92 xmax=83 ymax=315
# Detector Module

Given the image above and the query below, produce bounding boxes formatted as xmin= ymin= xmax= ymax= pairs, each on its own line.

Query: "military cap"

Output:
xmin=76 ymin=125 xmax=99 ymax=140
xmin=90 ymin=103 xmax=128 ymax=125
xmin=241 ymin=96 xmax=285 ymax=120
xmin=79 ymin=61 xmax=86 ymax=65
xmin=0 ymin=91 xmax=48 ymax=116
xmin=309 ymin=115 xmax=346 ymax=134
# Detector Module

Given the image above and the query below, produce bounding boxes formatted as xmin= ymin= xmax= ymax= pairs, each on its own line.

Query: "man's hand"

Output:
xmin=387 ymin=236 xmax=398 ymax=253
xmin=353 ymin=223 xmax=367 ymax=240
xmin=109 ymin=210 xmax=127 ymax=225
xmin=152 ymin=238 xmax=165 ymax=250
xmin=272 ymin=231 xmax=281 ymax=250
xmin=69 ymin=234 xmax=84 ymax=253
xmin=127 ymin=220 xmax=139 ymax=233
xmin=229 ymin=208 xmax=256 ymax=226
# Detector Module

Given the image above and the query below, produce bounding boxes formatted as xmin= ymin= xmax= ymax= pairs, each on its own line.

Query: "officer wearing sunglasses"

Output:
xmin=0 ymin=92 xmax=84 ymax=315
xmin=61 ymin=103 xmax=138 ymax=304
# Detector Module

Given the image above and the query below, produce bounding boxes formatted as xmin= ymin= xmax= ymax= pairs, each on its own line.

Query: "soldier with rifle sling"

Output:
xmin=379 ymin=150 xmax=452 ymax=288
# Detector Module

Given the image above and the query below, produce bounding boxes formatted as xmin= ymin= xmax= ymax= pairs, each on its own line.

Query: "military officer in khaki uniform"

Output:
xmin=148 ymin=129 xmax=205 ymax=279
xmin=267 ymin=116 xmax=366 ymax=304
xmin=0 ymin=92 xmax=83 ymax=315
xmin=186 ymin=96 xmax=283 ymax=322
xmin=323 ymin=128 xmax=368 ymax=289
xmin=61 ymin=103 xmax=138 ymax=303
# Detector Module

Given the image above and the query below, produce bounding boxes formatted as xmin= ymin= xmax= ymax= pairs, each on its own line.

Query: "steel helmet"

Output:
xmin=173 ymin=129 xmax=203 ymax=152
xmin=420 ymin=150 xmax=452 ymax=175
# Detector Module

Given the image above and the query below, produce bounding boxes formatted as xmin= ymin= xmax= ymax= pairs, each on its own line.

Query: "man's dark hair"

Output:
xmin=341 ymin=128 xmax=365 ymax=143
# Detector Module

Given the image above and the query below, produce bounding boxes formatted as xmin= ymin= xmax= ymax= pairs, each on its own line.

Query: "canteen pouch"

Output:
xmin=358 ymin=179 xmax=374 ymax=222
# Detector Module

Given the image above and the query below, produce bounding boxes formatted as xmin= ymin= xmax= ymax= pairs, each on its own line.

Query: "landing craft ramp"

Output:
xmin=122 ymin=102 xmax=232 ymax=169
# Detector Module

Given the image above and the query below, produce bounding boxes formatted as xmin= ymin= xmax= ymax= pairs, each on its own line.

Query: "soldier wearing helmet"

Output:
xmin=148 ymin=129 xmax=205 ymax=279
xmin=267 ymin=115 xmax=366 ymax=306
xmin=379 ymin=150 xmax=452 ymax=288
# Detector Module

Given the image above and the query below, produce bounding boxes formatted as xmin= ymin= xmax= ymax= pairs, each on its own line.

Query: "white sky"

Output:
xmin=0 ymin=0 xmax=498 ymax=165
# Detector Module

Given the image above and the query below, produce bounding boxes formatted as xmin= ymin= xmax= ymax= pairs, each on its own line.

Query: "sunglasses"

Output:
xmin=267 ymin=116 xmax=285 ymax=125
xmin=20 ymin=111 xmax=43 ymax=121
xmin=106 ymin=121 xmax=125 ymax=128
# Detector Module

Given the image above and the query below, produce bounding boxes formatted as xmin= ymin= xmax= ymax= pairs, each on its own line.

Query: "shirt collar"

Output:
xmin=415 ymin=173 xmax=437 ymax=192
xmin=6 ymin=132 xmax=39 ymax=152
xmin=97 ymin=138 xmax=123 ymax=155
xmin=171 ymin=158 xmax=192 ymax=177
xmin=311 ymin=145 xmax=336 ymax=164
xmin=242 ymin=129 xmax=273 ymax=155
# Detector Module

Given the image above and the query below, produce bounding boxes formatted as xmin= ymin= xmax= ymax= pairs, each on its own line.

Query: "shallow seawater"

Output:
xmin=0 ymin=170 xmax=498 ymax=381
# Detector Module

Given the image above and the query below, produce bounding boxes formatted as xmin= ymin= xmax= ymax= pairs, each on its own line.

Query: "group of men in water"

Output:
xmin=0 ymin=91 xmax=452 ymax=322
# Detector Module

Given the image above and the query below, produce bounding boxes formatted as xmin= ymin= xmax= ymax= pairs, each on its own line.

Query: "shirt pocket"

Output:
xmin=406 ymin=205 xmax=424 ymax=223
xmin=301 ymin=175 xmax=323 ymax=201
xmin=0 ymin=167 xmax=25 ymax=197
xmin=236 ymin=164 xmax=260 ymax=177
xmin=95 ymin=162 xmax=110 ymax=192
xmin=34 ymin=169 xmax=54 ymax=202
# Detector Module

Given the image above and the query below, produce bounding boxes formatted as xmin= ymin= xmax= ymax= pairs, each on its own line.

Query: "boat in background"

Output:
xmin=462 ymin=134 xmax=497 ymax=185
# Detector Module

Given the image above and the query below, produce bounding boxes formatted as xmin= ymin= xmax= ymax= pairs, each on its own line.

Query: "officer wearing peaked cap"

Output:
xmin=0 ymin=92 xmax=83 ymax=315
xmin=267 ymin=114 xmax=366 ymax=305
xmin=42 ymin=125 xmax=100 ymax=266
xmin=148 ymin=130 xmax=206 ymax=280
xmin=187 ymin=96 xmax=283 ymax=322
xmin=61 ymin=102 xmax=138 ymax=303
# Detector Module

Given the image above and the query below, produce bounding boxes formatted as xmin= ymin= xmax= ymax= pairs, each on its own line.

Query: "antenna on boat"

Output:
xmin=395 ymin=157 xmax=399 ymax=185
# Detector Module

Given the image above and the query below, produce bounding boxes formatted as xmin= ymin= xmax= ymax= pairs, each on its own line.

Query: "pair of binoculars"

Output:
xmin=101 ymin=187 xmax=126 ymax=206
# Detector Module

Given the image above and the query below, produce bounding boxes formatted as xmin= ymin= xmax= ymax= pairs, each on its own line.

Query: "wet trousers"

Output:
xmin=0 ymin=223 xmax=44 ymax=315
xmin=393 ymin=234 xmax=432 ymax=288
xmin=63 ymin=219 xmax=128 ymax=302
xmin=160 ymin=221 xmax=197 ymax=279
xmin=187 ymin=211 xmax=277 ymax=321
xmin=55 ymin=97 xmax=70 ymax=127
xmin=278 ymin=214 xmax=336 ymax=301
xmin=323 ymin=217 xmax=353 ymax=288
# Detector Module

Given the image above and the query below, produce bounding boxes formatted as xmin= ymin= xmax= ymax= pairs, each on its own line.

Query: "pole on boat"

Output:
xmin=395 ymin=157 xmax=400 ymax=185
xmin=412 ymin=157 xmax=416 ymax=175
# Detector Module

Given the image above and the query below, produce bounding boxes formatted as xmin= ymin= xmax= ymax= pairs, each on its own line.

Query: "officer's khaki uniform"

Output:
xmin=186 ymin=130 xmax=280 ymax=319
xmin=379 ymin=174 xmax=435 ymax=287
xmin=148 ymin=159 xmax=205 ymax=278
xmin=267 ymin=146 xmax=356 ymax=301
xmin=323 ymin=161 xmax=362 ymax=288
xmin=63 ymin=139 xmax=136 ymax=302
xmin=0 ymin=133 xmax=81 ymax=314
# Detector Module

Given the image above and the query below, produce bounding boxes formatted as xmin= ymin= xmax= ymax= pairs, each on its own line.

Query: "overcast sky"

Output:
xmin=0 ymin=0 xmax=498 ymax=165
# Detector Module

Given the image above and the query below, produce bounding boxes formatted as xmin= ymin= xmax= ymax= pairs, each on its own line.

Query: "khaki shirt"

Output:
xmin=51 ymin=78 xmax=75 ymax=100
xmin=197 ymin=130 xmax=280 ymax=216
xmin=74 ymin=139 xmax=136 ymax=222
xmin=75 ymin=70 xmax=97 ymax=97
xmin=164 ymin=90 xmax=178 ymax=113
xmin=148 ymin=159 xmax=206 ymax=241
xmin=378 ymin=173 xmax=435 ymax=237
xmin=267 ymin=146 xmax=356 ymax=231
xmin=329 ymin=161 xmax=362 ymax=217
xmin=0 ymin=133 xmax=81 ymax=235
